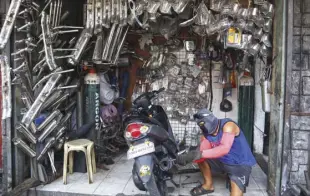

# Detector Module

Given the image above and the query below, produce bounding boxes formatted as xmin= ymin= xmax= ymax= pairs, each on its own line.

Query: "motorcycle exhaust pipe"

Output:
xmin=60 ymin=112 xmax=72 ymax=126
xmin=21 ymin=73 xmax=62 ymax=128
xmin=38 ymin=120 xmax=58 ymax=142
xmin=46 ymin=92 xmax=70 ymax=111
xmin=41 ymin=12 xmax=58 ymax=71
xmin=37 ymin=137 xmax=56 ymax=161
xmin=0 ymin=56 xmax=12 ymax=119
xmin=41 ymin=90 xmax=62 ymax=111
xmin=17 ymin=123 xmax=37 ymax=144
xmin=92 ymin=32 xmax=104 ymax=64
xmin=37 ymin=110 xmax=61 ymax=132
xmin=55 ymin=126 xmax=66 ymax=140
xmin=102 ymin=23 xmax=117 ymax=61
xmin=55 ymin=137 xmax=65 ymax=151
xmin=29 ymin=122 xmax=38 ymax=134
xmin=67 ymin=29 xmax=93 ymax=65
xmin=159 ymin=158 xmax=173 ymax=171
xmin=113 ymin=26 xmax=129 ymax=64
xmin=0 ymin=0 xmax=22 ymax=49
xmin=12 ymin=138 xmax=36 ymax=158
xmin=64 ymin=100 xmax=76 ymax=113
xmin=33 ymin=68 xmax=73 ymax=91
xmin=21 ymin=93 xmax=33 ymax=109
xmin=107 ymin=25 xmax=123 ymax=62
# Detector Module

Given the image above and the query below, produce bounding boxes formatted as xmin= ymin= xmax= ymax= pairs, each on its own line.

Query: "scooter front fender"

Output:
xmin=134 ymin=154 xmax=154 ymax=183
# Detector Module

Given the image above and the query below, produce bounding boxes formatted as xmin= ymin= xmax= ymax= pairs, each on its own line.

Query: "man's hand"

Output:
xmin=176 ymin=148 xmax=202 ymax=166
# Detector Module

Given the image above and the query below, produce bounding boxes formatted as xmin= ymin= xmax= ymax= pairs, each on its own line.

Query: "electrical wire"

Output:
xmin=208 ymin=55 xmax=213 ymax=111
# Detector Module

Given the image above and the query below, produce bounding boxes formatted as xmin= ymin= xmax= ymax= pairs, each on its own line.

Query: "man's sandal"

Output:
xmin=190 ymin=185 xmax=214 ymax=196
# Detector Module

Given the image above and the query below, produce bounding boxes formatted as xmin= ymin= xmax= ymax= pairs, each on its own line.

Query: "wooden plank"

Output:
xmin=2 ymin=178 xmax=41 ymax=196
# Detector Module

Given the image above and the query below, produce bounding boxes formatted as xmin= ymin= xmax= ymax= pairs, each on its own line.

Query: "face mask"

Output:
xmin=198 ymin=120 xmax=208 ymax=133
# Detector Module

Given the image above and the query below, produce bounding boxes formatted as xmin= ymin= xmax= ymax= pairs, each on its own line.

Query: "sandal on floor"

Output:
xmin=190 ymin=185 xmax=214 ymax=196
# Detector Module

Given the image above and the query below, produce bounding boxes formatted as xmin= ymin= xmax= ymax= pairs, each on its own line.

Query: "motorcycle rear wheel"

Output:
xmin=146 ymin=174 xmax=167 ymax=196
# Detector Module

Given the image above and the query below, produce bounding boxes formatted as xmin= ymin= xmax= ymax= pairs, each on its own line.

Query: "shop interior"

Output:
xmin=0 ymin=0 xmax=274 ymax=195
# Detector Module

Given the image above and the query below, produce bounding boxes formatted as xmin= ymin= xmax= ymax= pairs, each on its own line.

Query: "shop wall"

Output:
xmin=284 ymin=0 xmax=310 ymax=186
xmin=0 ymin=0 xmax=5 ymax=170
xmin=253 ymin=60 xmax=265 ymax=154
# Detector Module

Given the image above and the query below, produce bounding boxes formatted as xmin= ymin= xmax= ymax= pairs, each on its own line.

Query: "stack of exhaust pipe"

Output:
xmin=0 ymin=0 xmax=131 ymax=182
xmin=0 ymin=0 xmax=81 ymax=182
xmin=68 ymin=0 xmax=130 ymax=66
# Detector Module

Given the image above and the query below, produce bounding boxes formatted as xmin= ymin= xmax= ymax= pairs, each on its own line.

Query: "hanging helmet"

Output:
xmin=193 ymin=108 xmax=219 ymax=135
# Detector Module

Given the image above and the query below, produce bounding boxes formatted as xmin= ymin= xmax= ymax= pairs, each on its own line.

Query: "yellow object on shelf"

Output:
xmin=227 ymin=27 xmax=242 ymax=46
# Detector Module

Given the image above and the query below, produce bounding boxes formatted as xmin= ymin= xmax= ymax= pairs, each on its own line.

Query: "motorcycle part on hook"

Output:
xmin=37 ymin=137 xmax=56 ymax=161
xmin=92 ymin=32 xmax=104 ymax=64
xmin=21 ymin=73 xmax=62 ymax=128
xmin=38 ymin=120 xmax=58 ymax=142
xmin=41 ymin=12 xmax=58 ymax=71
xmin=0 ymin=0 xmax=22 ymax=49
xmin=12 ymin=138 xmax=36 ymax=158
xmin=0 ymin=56 xmax=12 ymax=119
xmin=68 ymin=29 xmax=93 ymax=65
xmin=16 ymin=123 xmax=36 ymax=144
xmin=94 ymin=0 xmax=102 ymax=34
xmin=37 ymin=110 xmax=61 ymax=132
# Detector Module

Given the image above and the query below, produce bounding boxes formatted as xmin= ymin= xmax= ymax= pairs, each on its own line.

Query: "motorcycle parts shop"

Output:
xmin=0 ymin=0 xmax=301 ymax=196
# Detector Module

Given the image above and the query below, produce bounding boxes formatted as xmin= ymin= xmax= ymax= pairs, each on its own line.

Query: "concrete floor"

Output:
xmin=29 ymin=154 xmax=268 ymax=196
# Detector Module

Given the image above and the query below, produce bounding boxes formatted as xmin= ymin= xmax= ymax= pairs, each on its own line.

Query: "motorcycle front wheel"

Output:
xmin=146 ymin=174 xmax=167 ymax=196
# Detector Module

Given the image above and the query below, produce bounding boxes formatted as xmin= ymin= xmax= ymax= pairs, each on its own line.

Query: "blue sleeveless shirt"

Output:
xmin=205 ymin=118 xmax=256 ymax=166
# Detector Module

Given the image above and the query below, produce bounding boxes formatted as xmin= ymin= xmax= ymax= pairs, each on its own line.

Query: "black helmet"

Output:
xmin=194 ymin=108 xmax=219 ymax=135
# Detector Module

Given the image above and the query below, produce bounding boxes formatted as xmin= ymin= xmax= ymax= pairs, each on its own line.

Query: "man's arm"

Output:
xmin=201 ymin=122 xmax=240 ymax=159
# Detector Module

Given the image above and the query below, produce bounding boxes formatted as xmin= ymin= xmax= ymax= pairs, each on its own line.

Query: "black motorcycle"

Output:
xmin=123 ymin=88 xmax=196 ymax=196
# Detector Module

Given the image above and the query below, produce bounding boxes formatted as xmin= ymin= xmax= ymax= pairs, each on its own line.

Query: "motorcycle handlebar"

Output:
xmin=133 ymin=88 xmax=166 ymax=105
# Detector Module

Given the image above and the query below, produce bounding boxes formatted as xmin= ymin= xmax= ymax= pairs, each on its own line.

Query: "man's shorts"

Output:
xmin=206 ymin=159 xmax=252 ymax=193
xmin=198 ymin=138 xmax=252 ymax=192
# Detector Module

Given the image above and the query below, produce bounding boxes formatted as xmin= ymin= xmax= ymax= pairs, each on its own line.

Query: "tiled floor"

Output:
xmin=29 ymin=154 xmax=268 ymax=196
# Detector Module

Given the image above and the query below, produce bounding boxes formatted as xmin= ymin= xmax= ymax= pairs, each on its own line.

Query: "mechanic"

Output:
xmin=177 ymin=108 xmax=257 ymax=196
